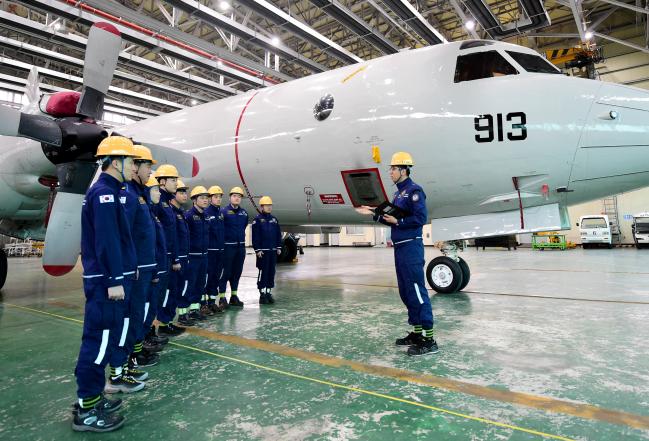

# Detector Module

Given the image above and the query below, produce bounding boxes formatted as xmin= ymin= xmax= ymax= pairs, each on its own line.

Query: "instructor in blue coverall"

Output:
xmin=185 ymin=186 xmax=210 ymax=320
xmin=219 ymin=186 xmax=248 ymax=307
xmin=356 ymin=152 xmax=438 ymax=356
xmin=251 ymin=196 xmax=282 ymax=304
xmin=73 ymin=136 xmax=137 ymax=432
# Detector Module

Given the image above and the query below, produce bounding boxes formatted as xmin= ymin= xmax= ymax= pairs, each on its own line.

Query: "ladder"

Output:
xmin=602 ymin=196 xmax=621 ymax=243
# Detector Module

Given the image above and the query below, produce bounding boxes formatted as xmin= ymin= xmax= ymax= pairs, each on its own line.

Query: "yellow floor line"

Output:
xmin=6 ymin=302 xmax=576 ymax=440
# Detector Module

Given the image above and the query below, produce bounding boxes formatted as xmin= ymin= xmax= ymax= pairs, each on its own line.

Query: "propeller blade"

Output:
xmin=0 ymin=104 xmax=62 ymax=146
xmin=76 ymin=22 xmax=121 ymax=120
xmin=43 ymin=161 xmax=99 ymax=276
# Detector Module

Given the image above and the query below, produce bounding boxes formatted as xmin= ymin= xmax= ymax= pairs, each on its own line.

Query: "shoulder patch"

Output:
xmin=119 ymin=196 xmax=127 ymax=204
xmin=412 ymin=193 xmax=420 ymax=202
xmin=99 ymin=194 xmax=114 ymax=204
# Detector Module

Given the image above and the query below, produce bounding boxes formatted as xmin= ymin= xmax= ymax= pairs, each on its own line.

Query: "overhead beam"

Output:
xmin=0 ymin=57 xmax=187 ymax=109
xmin=164 ymin=0 xmax=327 ymax=72
xmin=234 ymin=0 xmax=363 ymax=63
xmin=595 ymin=31 xmax=649 ymax=54
xmin=308 ymin=0 xmax=399 ymax=54
xmin=567 ymin=0 xmax=587 ymax=42
xmin=379 ymin=0 xmax=447 ymax=45
xmin=0 ymin=10 xmax=238 ymax=96
xmin=15 ymin=0 xmax=288 ymax=86
xmin=598 ymin=0 xmax=649 ymax=15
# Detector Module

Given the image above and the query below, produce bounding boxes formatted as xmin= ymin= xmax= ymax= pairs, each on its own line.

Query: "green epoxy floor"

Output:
xmin=1 ymin=247 xmax=649 ymax=440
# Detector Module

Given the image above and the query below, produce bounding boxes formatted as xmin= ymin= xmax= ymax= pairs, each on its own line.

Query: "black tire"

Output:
xmin=278 ymin=235 xmax=298 ymax=263
xmin=426 ymin=256 xmax=464 ymax=294
xmin=0 ymin=249 xmax=6 ymax=290
xmin=608 ymin=243 xmax=613 ymax=249
xmin=458 ymin=257 xmax=471 ymax=291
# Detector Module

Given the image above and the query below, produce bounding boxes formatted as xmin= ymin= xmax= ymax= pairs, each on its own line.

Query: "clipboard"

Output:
xmin=374 ymin=201 xmax=410 ymax=219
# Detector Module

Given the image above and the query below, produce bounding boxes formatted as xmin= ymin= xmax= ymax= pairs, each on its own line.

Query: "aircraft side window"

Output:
xmin=505 ymin=51 xmax=561 ymax=74
xmin=454 ymin=51 xmax=519 ymax=83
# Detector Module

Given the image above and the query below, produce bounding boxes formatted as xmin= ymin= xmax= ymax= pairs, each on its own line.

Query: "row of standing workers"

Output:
xmin=72 ymin=136 xmax=282 ymax=432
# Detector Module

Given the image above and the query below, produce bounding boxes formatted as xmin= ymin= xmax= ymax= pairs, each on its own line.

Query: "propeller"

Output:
xmin=19 ymin=22 xmax=122 ymax=277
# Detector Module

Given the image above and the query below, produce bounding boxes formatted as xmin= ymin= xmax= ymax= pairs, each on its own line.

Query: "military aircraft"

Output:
xmin=1 ymin=22 xmax=649 ymax=294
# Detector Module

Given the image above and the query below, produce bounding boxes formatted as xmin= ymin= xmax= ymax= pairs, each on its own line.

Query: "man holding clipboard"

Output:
xmin=356 ymin=152 xmax=438 ymax=356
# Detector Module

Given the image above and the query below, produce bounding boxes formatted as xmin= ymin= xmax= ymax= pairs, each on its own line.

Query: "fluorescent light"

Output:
xmin=585 ymin=31 xmax=593 ymax=40
xmin=271 ymin=36 xmax=281 ymax=47
xmin=219 ymin=1 xmax=230 ymax=11
xmin=465 ymin=20 xmax=475 ymax=31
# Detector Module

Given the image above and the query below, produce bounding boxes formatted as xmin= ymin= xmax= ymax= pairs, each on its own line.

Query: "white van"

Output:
xmin=632 ymin=213 xmax=649 ymax=249
xmin=577 ymin=215 xmax=612 ymax=248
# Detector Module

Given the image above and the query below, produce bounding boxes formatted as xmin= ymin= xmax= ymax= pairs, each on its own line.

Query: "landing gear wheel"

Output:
xmin=458 ymin=257 xmax=471 ymax=291
xmin=426 ymin=256 xmax=464 ymax=294
xmin=278 ymin=234 xmax=298 ymax=263
xmin=0 ymin=249 xmax=6 ymax=290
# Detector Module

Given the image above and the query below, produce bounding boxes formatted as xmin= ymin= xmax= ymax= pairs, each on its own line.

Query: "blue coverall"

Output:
xmin=143 ymin=199 xmax=168 ymax=331
xmin=374 ymin=177 xmax=433 ymax=330
xmin=183 ymin=205 xmax=209 ymax=308
xmin=204 ymin=204 xmax=224 ymax=304
xmin=75 ymin=173 xmax=136 ymax=401
xmin=109 ymin=181 xmax=157 ymax=369
xmin=160 ymin=203 xmax=189 ymax=318
xmin=153 ymin=188 xmax=177 ymax=324
xmin=219 ymin=203 xmax=248 ymax=295
xmin=251 ymin=212 xmax=282 ymax=291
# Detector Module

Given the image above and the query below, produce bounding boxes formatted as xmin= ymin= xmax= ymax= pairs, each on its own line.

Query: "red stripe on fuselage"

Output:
xmin=234 ymin=92 xmax=260 ymax=213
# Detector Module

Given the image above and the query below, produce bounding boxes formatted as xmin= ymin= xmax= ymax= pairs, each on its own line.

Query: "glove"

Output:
xmin=256 ymin=251 xmax=264 ymax=258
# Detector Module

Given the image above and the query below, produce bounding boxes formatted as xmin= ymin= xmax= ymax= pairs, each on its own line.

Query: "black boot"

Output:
xmin=177 ymin=314 xmax=195 ymax=327
xmin=229 ymin=295 xmax=244 ymax=307
xmin=267 ymin=292 xmax=275 ymax=304
xmin=72 ymin=404 xmax=125 ymax=432
xmin=127 ymin=356 xmax=151 ymax=380
xmin=259 ymin=292 xmax=269 ymax=304
xmin=158 ymin=323 xmax=185 ymax=336
xmin=145 ymin=332 xmax=168 ymax=346
xmin=407 ymin=338 xmax=439 ymax=356
xmin=72 ymin=397 xmax=122 ymax=415
xmin=395 ymin=332 xmax=423 ymax=346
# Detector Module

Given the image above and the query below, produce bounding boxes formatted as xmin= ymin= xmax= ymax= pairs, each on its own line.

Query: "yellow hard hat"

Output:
xmin=145 ymin=176 xmax=159 ymax=187
xmin=190 ymin=186 xmax=209 ymax=198
xmin=154 ymin=164 xmax=179 ymax=179
xmin=390 ymin=151 xmax=414 ymax=166
xmin=259 ymin=196 xmax=273 ymax=205
xmin=230 ymin=186 xmax=244 ymax=196
xmin=208 ymin=185 xmax=223 ymax=196
xmin=133 ymin=145 xmax=157 ymax=164
xmin=96 ymin=136 xmax=137 ymax=157
xmin=176 ymin=179 xmax=188 ymax=190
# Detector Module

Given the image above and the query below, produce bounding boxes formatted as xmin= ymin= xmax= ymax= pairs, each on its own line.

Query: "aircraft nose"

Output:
xmin=569 ymin=83 xmax=649 ymax=196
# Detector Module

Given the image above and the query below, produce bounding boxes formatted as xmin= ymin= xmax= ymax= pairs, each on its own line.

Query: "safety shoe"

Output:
xmin=177 ymin=314 xmax=196 ymax=327
xmin=208 ymin=303 xmax=224 ymax=314
xmin=189 ymin=309 xmax=207 ymax=321
xmin=395 ymin=332 xmax=423 ymax=346
xmin=133 ymin=351 xmax=159 ymax=368
xmin=72 ymin=404 xmax=125 ymax=432
xmin=145 ymin=333 xmax=168 ymax=346
xmin=229 ymin=296 xmax=244 ymax=307
xmin=218 ymin=297 xmax=229 ymax=310
xmin=259 ymin=294 xmax=270 ymax=305
xmin=200 ymin=305 xmax=214 ymax=317
xmin=72 ymin=397 xmax=122 ymax=415
xmin=126 ymin=358 xmax=150 ymax=382
xmin=267 ymin=293 xmax=275 ymax=304
xmin=142 ymin=340 xmax=164 ymax=353
xmin=407 ymin=338 xmax=439 ymax=356
xmin=104 ymin=375 xmax=145 ymax=394
xmin=158 ymin=323 xmax=185 ymax=336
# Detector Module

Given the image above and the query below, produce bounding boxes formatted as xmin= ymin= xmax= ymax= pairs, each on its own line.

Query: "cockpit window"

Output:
xmin=454 ymin=51 xmax=519 ymax=83
xmin=506 ymin=51 xmax=561 ymax=74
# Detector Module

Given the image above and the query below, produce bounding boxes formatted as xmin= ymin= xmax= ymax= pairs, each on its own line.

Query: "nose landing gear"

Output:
xmin=426 ymin=241 xmax=470 ymax=293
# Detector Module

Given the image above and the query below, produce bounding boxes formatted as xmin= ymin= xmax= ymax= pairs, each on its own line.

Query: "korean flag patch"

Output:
xmin=412 ymin=192 xmax=420 ymax=202
xmin=99 ymin=194 xmax=114 ymax=204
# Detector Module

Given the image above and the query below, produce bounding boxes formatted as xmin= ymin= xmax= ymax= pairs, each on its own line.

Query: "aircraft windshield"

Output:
xmin=505 ymin=51 xmax=561 ymax=74
xmin=454 ymin=51 xmax=518 ymax=83
xmin=581 ymin=218 xmax=608 ymax=229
